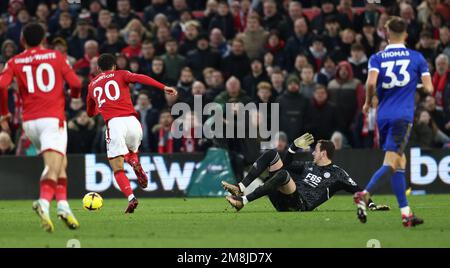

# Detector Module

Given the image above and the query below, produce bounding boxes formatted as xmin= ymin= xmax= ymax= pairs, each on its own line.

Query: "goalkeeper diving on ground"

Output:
xmin=222 ymin=133 xmax=389 ymax=212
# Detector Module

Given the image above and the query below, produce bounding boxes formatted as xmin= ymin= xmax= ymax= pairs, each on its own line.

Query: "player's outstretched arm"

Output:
xmin=421 ymin=74 xmax=434 ymax=95
xmin=124 ymin=71 xmax=177 ymax=96
xmin=86 ymin=93 xmax=98 ymax=117
xmin=60 ymin=53 xmax=82 ymax=98
xmin=0 ymin=61 xmax=14 ymax=119
xmin=282 ymin=133 xmax=315 ymax=167
xmin=363 ymin=70 xmax=379 ymax=114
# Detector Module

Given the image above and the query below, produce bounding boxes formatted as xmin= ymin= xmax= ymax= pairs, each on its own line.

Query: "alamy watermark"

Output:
xmin=170 ymin=96 xmax=280 ymax=148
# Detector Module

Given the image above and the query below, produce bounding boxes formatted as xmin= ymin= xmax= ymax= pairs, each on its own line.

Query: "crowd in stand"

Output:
xmin=1 ymin=0 xmax=450 ymax=159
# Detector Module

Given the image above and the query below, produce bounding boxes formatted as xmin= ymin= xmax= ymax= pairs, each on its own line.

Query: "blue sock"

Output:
xmin=365 ymin=165 xmax=391 ymax=193
xmin=391 ymin=170 xmax=408 ymax=208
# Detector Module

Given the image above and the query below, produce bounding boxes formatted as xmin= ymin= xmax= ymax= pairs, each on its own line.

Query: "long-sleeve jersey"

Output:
xmin=87 ymin=70 xmax=166 ymax=123
xmin=0 ymin=47 xmax=81 ymax=121
xmin=282 ymin=151 xmax=360 ymax=211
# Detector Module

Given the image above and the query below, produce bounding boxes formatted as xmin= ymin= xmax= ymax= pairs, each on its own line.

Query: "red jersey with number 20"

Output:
xmin=87 ymin=70 xmax=166 ymax=123
xmin=0 ymin=47 xmax=82 ymax=121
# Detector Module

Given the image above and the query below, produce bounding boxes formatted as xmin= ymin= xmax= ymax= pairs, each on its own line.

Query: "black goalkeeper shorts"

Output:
xmin=268 ymin=190 xmax=307 ymax=212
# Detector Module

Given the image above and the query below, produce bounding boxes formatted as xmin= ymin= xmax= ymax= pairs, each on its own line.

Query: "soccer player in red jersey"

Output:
xmin=86 ymin=53 xmax=177 ymax=213
xmin=0 ymin=23 xmax=82 ymax=232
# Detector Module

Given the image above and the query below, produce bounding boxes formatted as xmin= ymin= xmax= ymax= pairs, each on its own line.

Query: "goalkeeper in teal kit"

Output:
xmin=354 ymin=17 xmax=434 ymax=227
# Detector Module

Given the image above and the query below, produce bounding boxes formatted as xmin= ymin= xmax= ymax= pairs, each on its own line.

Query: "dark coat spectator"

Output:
xmin=99 ymin=24 xmax=127 ymax=55
xmin=208 ymin=2 xmax=236 ymax=40
xmin=186 ymin=35 xmax=222 ymax=79
xmin=243 ymin=58 xmax=270 ymax=100
xmin=284 ymin=17 xmax=313 ymax=71
xmin=67 ymin=111 xmax=97 ymax=154
xmin=221 ymin=39 xmax=250 ymax=81
xmin=304 ymin=85 xmax=340 ymax=141
xmin=135 ymin=92 xmax=160 ymax=152
xmin=276 ymin=77 xmax=309 ymax=142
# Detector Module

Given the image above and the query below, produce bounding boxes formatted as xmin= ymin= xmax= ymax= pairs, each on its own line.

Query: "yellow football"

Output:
xmin=82 ymin=192 xmax=103 ymax=211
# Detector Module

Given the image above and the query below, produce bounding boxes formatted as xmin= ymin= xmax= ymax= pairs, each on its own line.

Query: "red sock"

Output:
xmin=114 ymin=170 xmax=133 ymax=198
xmin=56 ymin=177 xmax=67 ymax=202
xmin=40 ymin=179 xmax=56 ymax=202
xmin=124 ymin=151 xmax=139 ymax=165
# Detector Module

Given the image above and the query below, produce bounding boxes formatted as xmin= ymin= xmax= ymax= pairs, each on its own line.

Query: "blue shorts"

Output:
xmin=377 ymin=119 xmax=412 ymax=154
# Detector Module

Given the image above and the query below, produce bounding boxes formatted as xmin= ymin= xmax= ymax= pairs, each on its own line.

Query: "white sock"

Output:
xmin=39 ymin=199 xmax=50 ymax=212
xmin=242 ymin=196 xmax=249 ymax=205
xmin=400 ymin=206 xmax=411 ymax=216
xmin=57 ymin=200 xmax=69 ymax=207
xmin=128 ymin=194 xmax=135 ymax=202
xmin=238 ymin=182 xmax=246 ymax=193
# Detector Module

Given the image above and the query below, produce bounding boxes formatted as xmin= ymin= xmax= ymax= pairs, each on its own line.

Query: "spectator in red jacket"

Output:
xmin=73 ymin=40 xmax=99 ymax=76
xmin=121 ymin=29 xmax=142 ymax=58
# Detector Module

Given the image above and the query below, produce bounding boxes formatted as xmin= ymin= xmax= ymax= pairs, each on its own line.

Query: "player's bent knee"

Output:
xmin=273 ymin=169 xmax=291 ymax=185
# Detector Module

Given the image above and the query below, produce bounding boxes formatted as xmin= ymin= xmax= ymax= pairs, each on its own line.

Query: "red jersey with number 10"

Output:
xmin=87 ymin=70 xmax=166 ymax=123
xmin=0 ymin=46 xmax=82 ymax=121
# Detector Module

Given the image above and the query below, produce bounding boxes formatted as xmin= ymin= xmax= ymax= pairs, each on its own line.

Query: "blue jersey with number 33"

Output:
xmin=368 ymin=44 xmax=430 ymax=122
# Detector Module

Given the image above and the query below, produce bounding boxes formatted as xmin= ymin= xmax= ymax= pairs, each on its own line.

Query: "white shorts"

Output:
xmin=106 ymin=116 xmax=143 ymax=158
xmin=23 ymin=117 xmax=67 ymax=156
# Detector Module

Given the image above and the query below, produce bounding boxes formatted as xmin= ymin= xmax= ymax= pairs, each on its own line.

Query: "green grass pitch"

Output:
xmin=0 ymin=195 xmax=449 ymax=248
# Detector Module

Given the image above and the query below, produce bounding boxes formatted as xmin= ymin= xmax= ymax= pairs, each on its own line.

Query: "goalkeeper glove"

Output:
xmin=289 ymin=133 xmax=314 ymax=152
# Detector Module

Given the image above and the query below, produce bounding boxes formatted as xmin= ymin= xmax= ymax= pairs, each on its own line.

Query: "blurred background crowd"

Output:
xmin=1 ymin=0 xmax=450 ymax=164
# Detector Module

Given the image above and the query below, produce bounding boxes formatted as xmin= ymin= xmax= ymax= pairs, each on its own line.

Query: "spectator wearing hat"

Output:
xmin=299 ymin=64 xmax=318 ymax=100
xmin=264 ymin=31 xmax=285 ymax=67
xmin=162 ymin=38 xmax=186 ymax=83
xmin=221 ymin=38 xmax=251 ymax=82
xmin=307 ymin=35 xmax=328 ymax=71
xmin=209 ymin=28 xmax=230 ymax=58
xmin=327 ymin=60 xmax=365 ymax=143
xmin=208 ymin=1 xmax=236 ymax=40
xmin=100 ymin=24 xmax=126 ymax=55
xmin=74 ymin=40 xmax=99 ymax=76
xmin=348 ymin=43 xmax=368 ymax=83
xmin=52 ymin=37 xmax=76 ymax=66
xmin=69 ymin=18 xmax=96 ymax=59
xmin=243 ymin=58 xmax=270 ymax=100
xmin=284 ymin=17 xmax=313 ymax=72
xmin=6 ymin=7 xmax=30 ymax=47
xmin=304 ymin=84 xmax=340 ymax=141
xmin=310 ymin=0 xmax=351 ymax=35
xmin=357 ymin=17 xmax=381 ymax=57
xmin=276 ymin=75 xmax=309 ymax=142
xmin=323 ymin=15 xmax=341 ymax=52
xmin=354 ymin=2 xmax=381 ymax=33
xmin=238 ymin=14 xmax=268 ymax=60
xmin=121 ymin=29 xmax=142 ymax=58
xmin=113 ymin=0 xmax=140 ymax=29
xmin=186 ymin=33 xmax=221 ymax=80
